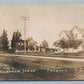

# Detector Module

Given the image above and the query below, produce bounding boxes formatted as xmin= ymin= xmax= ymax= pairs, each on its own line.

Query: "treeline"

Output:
xmin=0 ymin=29 xmax=49 ymax=53
xmin=1 ymin=29 xmax=82 ymax=53
xmin=0 ymin=30 xmax=22 ymax=52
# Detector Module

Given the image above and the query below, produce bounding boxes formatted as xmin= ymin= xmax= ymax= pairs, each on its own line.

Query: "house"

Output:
xmin=16 ymin=37 xmax=37 ymax=51
xmin=59 ymin=30 xmax=71 ymax=40
xmin=35 ymin=45 xmax=46 ymax=52
xmin=71 ymin=26 xmax=84 ymax=40
xmin=27 ymin=37 xmax=37 ymax=47
xmin=59 ymin=26 xmax=84 ymax=40
xmin=59 ymin=26 xmax=84 ymax=52
xmin=27 ymin=37 xmax=37 ymax=51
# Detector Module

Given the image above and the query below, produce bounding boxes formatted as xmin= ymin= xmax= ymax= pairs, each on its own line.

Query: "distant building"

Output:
xmin=16 ymin=37 xmax=37 ymax=51
xmin=27 ymin=37 xmax=37 ymax=47
xmin=71 ymin=26 xmax=84 ymax=40
xmin=59 ymin=30 xmax=71 ymax=40
xmin=59 ymin=26 xmax=84 ymax=40
xmin=59 ymin=26 xmax=84 ymax=52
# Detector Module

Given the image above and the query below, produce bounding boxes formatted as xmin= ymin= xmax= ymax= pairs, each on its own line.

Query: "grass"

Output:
xmin=0 ymin=55 xmax=83 ymax=80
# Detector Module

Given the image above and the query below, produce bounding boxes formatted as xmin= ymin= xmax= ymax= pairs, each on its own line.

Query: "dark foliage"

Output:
xmin=11 ymin=30 xmax=22 ymax=50
xmin=0 ymin=30 xmax=9 ymax=51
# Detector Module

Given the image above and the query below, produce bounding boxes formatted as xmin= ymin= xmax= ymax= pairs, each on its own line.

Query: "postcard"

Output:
xmin=0 ymin=4 xmax=83 ymax=80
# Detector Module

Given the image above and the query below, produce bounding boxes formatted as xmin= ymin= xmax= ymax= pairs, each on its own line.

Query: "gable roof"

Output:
xmin=20 ymin=37 xmax=37 ymax=45
xmin=72 ymin=26 xmax=84 ymax=35
xmin=28 ymin=37 xmax=37 ymax=44
xmin=59 ymin=26 xmax=84 ymax=38
xmin=59 ymin=30 xmax=71 ymax=37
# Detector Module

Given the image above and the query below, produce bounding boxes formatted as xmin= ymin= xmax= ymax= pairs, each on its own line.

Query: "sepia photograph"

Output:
xmin=0 ymin=4 xmax=84 ymax=80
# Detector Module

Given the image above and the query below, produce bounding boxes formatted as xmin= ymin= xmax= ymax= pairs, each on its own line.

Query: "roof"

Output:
xmin=72 ymin=26 xmax=84 ymax=35
xmin=59 ymin=26 xmax=84 ymax=37
xmin=59 ymin=30 xmax=71 ymax=37
xmin=28 ymin=37 xmax=37 ymax=44
xmin=20 ymin=37 xmax=37 ymax=45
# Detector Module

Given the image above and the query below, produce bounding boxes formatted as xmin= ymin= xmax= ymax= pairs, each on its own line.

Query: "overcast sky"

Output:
xmin=0 ymin=4 xmax=84 ymax=47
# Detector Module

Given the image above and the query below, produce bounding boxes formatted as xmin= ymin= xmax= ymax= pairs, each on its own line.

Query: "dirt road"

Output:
xmin=0 ymin=53 xmax=84 ymax=62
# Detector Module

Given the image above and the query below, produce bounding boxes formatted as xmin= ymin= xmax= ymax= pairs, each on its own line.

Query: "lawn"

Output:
xmin=0 ymin=55 xmax=83 ymax=80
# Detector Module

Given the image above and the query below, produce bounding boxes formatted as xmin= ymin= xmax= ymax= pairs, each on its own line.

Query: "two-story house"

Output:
xmin=59 ymin=26 xmax=84 ymax=40
xmin=59 ymin=26 xmax=84 ymax=51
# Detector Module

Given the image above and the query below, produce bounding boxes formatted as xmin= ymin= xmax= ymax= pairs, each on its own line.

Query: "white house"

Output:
xmin=71 ymin=26 xmax=84 ymax=40
xmin=59 ymin=30 xmax=71 ymax=40
xmin=59 ymin=26 xmax=84 ymax=41
xmin=59 ymin=26 xmax=84 ymax=52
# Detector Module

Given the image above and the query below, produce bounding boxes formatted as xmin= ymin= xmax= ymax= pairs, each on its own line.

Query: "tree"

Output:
xmin=1 ymin=30 xmax=9 ymax=51
xmin=73 ymin=40 xmax=82 ymax=49
xmin=53 ymin=40 xmax=59 ymax=47
xmin=53 ymin=39 xmax=82 ymax=50
xmin=57 ymin=38 xmax=68 ymax=49
xmin=41 ymin=40 xmax=49 ymax=52
xmin=42 ymin=40 xmax=49 ymax=48
xmin=11 ymin=30 xmax=22 ymax=50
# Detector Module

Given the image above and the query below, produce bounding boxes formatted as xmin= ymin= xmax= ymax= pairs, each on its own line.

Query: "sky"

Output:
xmin=0 ymin=4 xmax=84 ymax=47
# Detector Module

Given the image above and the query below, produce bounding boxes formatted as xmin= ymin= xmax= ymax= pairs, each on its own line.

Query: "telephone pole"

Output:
xmin=21 ymin=16 xmax=29 ymax=54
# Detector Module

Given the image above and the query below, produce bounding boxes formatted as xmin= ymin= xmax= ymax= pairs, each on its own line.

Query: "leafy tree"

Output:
xmin=57 ymin=38 xmax=68 ymax=49
xmin=1 ymin=30 xmax=9 ymax=51
xmin=42 ymin=40 xmax=49 ymax=48
xmin=54 ymin=39 xmax=82 ymax=50
xmin=53 ymin=40 xmax=59 ymax=47
xmin=73 ymin=40 xmax=82 ymax=49
xmin=11 ymin=30 xmax=22 ymax=50
xmin=41 ymin=40 xmax=49 ymax=52
xmin=67 ymin=39 xmax=75 ymax=48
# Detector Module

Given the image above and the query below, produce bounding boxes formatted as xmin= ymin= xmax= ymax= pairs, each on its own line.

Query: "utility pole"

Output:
xmin=21 ymin=16 xmax=29 ymax=54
